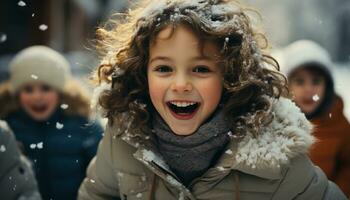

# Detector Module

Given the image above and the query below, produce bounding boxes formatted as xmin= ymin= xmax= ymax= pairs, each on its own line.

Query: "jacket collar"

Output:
xmin=112 ymin=97 xmax=314 ymax=184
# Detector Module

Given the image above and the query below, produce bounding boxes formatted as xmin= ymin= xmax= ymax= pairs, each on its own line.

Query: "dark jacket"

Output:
xmin=5 ymin=109 xmax=103 ymax=200
xmin=0 ymin=120 xmax=42 ymax=200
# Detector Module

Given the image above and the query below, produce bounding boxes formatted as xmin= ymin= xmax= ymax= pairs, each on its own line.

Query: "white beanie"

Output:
xmin=9 ymin=45 xmax=71 ymax=92
xmin=276 ymin=40 xmax=333 ymax=77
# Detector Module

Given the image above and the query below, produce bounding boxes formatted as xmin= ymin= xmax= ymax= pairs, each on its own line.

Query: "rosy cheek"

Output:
xmin=148 ymin=80 xmax=165 ymax=104
xmin=198 ymin=79 xmax=222 ymax=106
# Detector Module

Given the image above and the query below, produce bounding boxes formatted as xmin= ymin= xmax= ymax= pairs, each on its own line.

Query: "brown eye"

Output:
xmin=193 ymin=65 xmax=211 ymax=73
xmin=293 ymin=78 xmax=305 ymax=86
xmin=154 ymin=65 xmax=172 ymax=73
xmin=312 ymin=77 xmax=323 ymax=85
xmin=22 ymin=85 xmax=34 ymax=93
xmin=41 ymin=85 xmax=52 ymax=92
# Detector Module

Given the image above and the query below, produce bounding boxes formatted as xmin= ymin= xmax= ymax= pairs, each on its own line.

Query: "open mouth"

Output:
xmin=302 ymin=99 xmax=315 ymax=105
xmin=166 ymin=101 xmax=200 ymax=120
xmin=30 ymin=104 xmax=49 ymax=113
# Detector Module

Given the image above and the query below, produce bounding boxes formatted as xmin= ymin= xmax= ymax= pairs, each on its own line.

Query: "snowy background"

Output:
xmin=0 ymin=0 xmax=350 ymax=119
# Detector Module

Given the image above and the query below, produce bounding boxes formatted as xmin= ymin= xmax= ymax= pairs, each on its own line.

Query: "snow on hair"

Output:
xmin=93 ymin=0 xmax=288 ymax=136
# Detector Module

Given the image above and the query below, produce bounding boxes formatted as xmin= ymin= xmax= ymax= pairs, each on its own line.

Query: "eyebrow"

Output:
xmin=149 ymin=55 xmax=217 ymax=64
xmin=148 ymin=56 xmax=172 ymax=64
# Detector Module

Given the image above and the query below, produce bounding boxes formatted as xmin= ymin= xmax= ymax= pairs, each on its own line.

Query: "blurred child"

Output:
xmin=0 ymin=46 xmax=103 ymax=200
xmin=280 ymin=40 xmax=350 ymax=197
xmin=0 ymin=120 xmax=41 ymax=200
xmin=79 ymin=1 xmax=346 ymax=199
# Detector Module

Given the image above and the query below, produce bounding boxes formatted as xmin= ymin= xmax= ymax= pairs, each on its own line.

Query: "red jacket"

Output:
xmin=310 ymin=96 xmax=350 ymax=197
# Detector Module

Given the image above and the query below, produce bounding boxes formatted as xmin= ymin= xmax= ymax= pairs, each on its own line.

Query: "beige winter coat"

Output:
xmin=78 ymin=98 xmax=347 ymax=200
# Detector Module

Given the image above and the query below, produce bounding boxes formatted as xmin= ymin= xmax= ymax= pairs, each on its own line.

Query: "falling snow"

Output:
xmin=31 ymin=74 xmax=38 ymax=79
xmin=37 ymin=142 xmax=43 ymax=149
xmin=0 ymin=33 xmax=7 ymax=43
xmin=39 ymin=24 xmax=48 ymax=31
xmin=225 ymin=149 xmax=233 ymax=155
xmin=0 ymin=145 xmax=6 ymax=152
xmin=217 ymin=166 xmax=225 ymax=171
xmin=117 ymin=172 xmax=124 ymax=177
xmin=60 ymin=104 xmax=69 ymax=109
xmin=312 ymin=94 xmax=320 ymax=102
xmin=136 ymin=193 xmax=142 ymax=198
xmin=56 ymin=122 xmax=64 ymax=129
xmin=18 ymin=1 xmax=26 ymax=7
xmin=329 ymin=113 xmax=332 ymax=118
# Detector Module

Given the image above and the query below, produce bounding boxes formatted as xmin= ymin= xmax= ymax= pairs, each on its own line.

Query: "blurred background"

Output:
xmin=0 ymin=0 xmax=349 ymax=118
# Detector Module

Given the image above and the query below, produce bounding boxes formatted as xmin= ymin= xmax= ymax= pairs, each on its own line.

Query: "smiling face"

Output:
xmin=18 ymin=83 xmax=59 ymax=121
xmin=289 ymin=68 xmax=326 ymax=114
xmin=147 ymin=24 xmax=223 ymax=135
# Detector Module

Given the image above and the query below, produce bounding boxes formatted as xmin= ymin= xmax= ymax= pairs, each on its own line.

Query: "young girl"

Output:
xmin=279 ymin=40 xmax=350 ymax=198
xmin=79 ymin=0 xmax=346 ymax=199
xmin=0 ymin=46 xmax=103 ymax=200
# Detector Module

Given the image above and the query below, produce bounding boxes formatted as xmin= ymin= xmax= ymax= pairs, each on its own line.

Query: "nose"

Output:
xmin=31 ymin=88 xmax=44 ymax=99
xmin=170 ymin=74 xmax=192 ymax=93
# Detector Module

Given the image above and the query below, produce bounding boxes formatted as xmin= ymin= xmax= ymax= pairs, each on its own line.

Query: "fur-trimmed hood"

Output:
xmin=111 ymin=97 xmax=314 ymax=179
xmin=232 ymin=97 xmax=314 ymax=178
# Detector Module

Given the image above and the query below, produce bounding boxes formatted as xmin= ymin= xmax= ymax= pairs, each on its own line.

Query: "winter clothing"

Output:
xmin=3 ymin=109 xmax=103 ymax=200
xmin=9 ymin=45 xmax=71 ymax=92
xmin=278 ymin=40 xmax=350 ymax=197
xmin=0 ymin=120 xmax=42 ymax=200
xmin=78 ymin=97 xmax=347 ymax=200
xmin=310 ymin=96 xmax=350 ymax=197
xmin=0 ymin=45 xmax=103 ymax=200
xmin=277 ymin=40 xmax=335 ymax=119
xmin=278 ymin=40 xmax=333 ymax=77
xmin=152 ymin=109 xmax=230 ymax=186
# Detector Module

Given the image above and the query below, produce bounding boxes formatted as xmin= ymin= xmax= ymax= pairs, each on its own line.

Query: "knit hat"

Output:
xmin=9 ymin=45 xmax=71 ymax=92
xmin=275 ymin=40 xmax=333 ymax=78
xmin=274 ymin=40 xmax=335 ymax=119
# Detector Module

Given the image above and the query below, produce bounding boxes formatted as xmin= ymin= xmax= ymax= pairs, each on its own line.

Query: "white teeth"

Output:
xmin=170 ymin=101 xmax=196 ymax=107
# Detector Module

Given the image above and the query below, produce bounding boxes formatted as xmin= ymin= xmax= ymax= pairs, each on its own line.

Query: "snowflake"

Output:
xmin=31 ymin=74 xmax=38 ymax=79
xmin=39 ymin=24 xmax=48 ymax=31
xmin=312 ymin=94 xmax=319 ymax=102
xmin=37 ymin=142 xmax=43 ymax=149
xmin=136 ymin=193 xmax=142 ymax=198
xmin=0 ymin=33 xmax=7 ymax=43
xmin=56 ymin=122 xmax=64 ymax=129
xmin=0 ymin=145 xmax=6 ymax=152
xmin=18 ymin=1 xmax=26 ymax=6
xmin=225 ymin=149 xmax=233 ymax=155
xmin=60 ymin=104 xmax=69 ymax=109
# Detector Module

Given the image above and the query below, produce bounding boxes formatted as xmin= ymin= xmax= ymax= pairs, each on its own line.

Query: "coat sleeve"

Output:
xmin=0 ymin=121 xmax=42 ymax=200
xmin=272 ymin=155 xmax=347 ymax=200
xmin=82 ymin=120 xmax=104 ymax=163
xmin=333 ymin=130 xmax=350 ymax=198
xmin=78 ymin=126 xmax=121 ymax=200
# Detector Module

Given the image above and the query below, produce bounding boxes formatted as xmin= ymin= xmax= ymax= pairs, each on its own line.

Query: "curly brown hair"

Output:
xmin=94 ymin=0 xmax=288 ymax=137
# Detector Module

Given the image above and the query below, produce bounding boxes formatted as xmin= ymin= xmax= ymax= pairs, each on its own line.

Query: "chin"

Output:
xmin=171 ymin=126 xmax=198 ymax=136
xmin=28 ymin=112 xmax=52 ymax=121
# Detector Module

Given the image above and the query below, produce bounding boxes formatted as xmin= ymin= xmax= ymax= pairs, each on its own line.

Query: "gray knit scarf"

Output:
xmin=152 ymin=109 xmax=231 ymax=186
